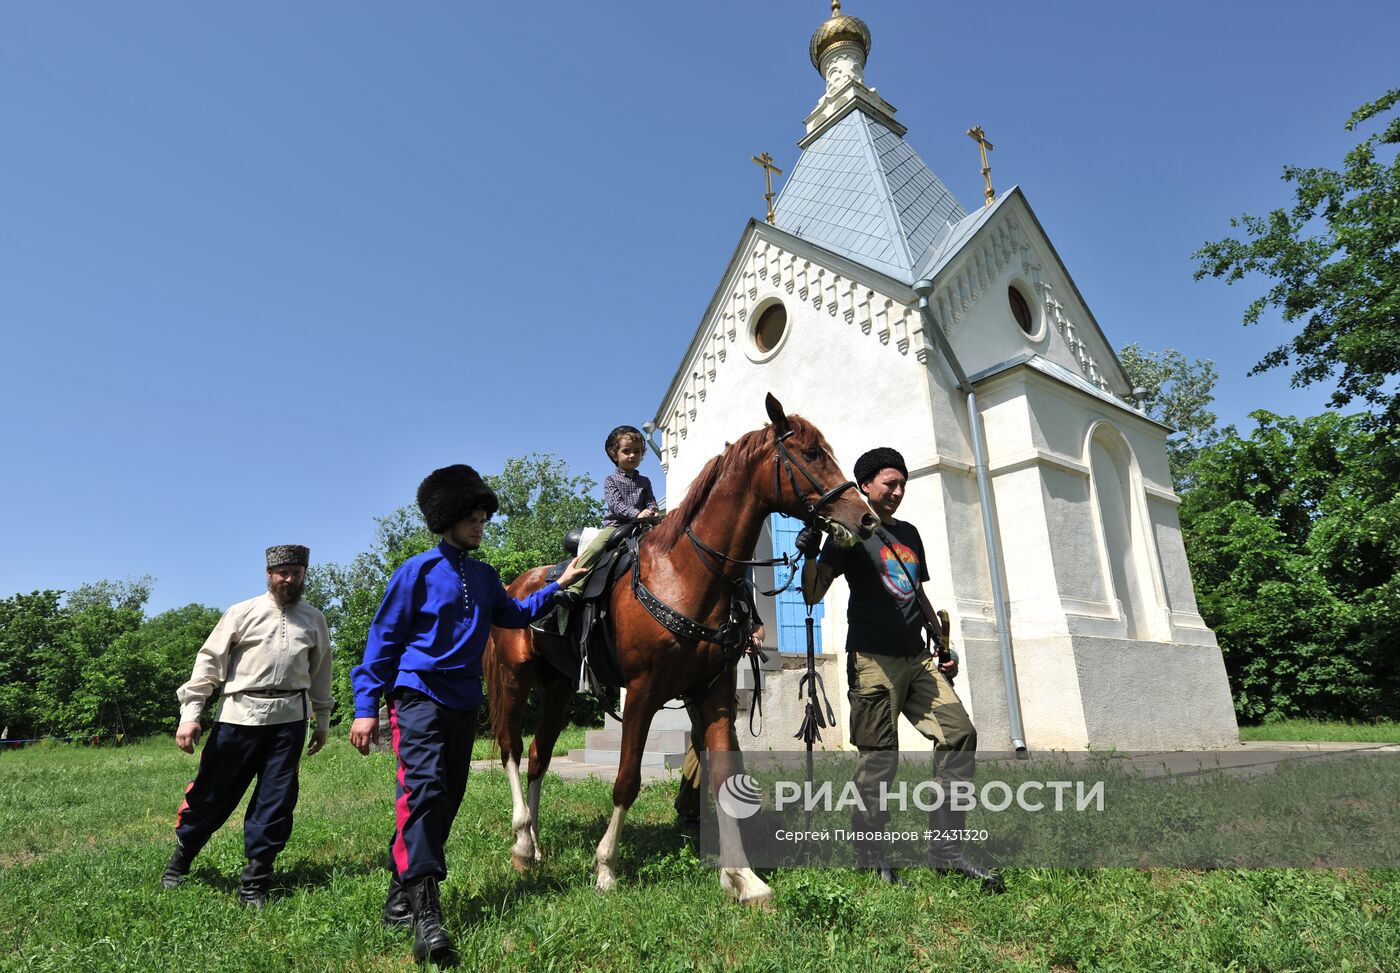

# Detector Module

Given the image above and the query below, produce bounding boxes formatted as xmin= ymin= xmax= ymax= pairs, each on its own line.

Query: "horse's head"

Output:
xmin=763 ymin=393 xmax=877 ymax=545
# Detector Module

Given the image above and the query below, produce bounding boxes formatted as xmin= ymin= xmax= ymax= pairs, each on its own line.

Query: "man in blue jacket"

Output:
xmin=350 ymin=464 xmax=584 ymax=965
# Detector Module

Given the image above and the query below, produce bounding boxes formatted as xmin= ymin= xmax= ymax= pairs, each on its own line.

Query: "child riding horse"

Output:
xmin=485 ymin=394 xmax=876 ymax=905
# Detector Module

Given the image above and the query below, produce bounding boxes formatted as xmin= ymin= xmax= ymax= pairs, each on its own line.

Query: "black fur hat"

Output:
xmin=416 ymin=464 xmax=499 ymax=534
xmin=853 ymin=447 xmax=909 ymax=486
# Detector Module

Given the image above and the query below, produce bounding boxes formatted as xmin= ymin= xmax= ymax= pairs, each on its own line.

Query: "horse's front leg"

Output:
xmin=595 ymin=687 xmax=658 ymax=892
xmin=699 ymin=675 xmax=773 ymax=908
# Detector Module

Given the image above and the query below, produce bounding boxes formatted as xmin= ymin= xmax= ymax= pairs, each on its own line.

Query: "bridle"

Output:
xmin=683 ymin=427 xmax=857 ymax=588
xmin=630 ymin=425 xmax=860 ymax=733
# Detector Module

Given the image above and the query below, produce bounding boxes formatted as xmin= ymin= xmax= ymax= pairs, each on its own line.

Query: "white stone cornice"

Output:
xmin=654 ymin=231 xmax=923 ymax=473
xmin=800 ymin=84 xmax=905 ymax=147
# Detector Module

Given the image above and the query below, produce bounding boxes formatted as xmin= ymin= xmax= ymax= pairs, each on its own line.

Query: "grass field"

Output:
xmin=2 ymin=737 xmax=1397 ymax=972
xmin=1237 ymin=719 xmax=1400 ymax=743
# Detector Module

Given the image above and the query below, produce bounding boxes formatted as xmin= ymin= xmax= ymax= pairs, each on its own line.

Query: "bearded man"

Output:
xmin=161 ymin=544 xmax=334 ymax=907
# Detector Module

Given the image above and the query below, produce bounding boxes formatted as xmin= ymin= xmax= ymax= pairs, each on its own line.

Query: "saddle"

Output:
xmin=531 ymin=522 xmax=649 ymax=699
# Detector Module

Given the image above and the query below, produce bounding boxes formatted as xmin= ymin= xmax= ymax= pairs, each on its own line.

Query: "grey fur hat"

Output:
xmin=266 ymin=545 xmax=310 ymax=568
xmin=417 ymin=465 xmax=499 ymax=534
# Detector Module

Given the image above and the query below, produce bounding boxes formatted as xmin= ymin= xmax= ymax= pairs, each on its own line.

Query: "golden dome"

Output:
xmin=808 ymin=1 xmax=871 ymax=73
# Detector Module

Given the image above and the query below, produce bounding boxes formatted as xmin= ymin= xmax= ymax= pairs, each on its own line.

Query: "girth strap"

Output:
xmin=632 ymin=556 xmax=726 ymax=645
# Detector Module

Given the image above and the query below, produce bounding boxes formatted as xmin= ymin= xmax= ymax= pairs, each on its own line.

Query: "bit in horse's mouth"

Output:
xmin=821 ymin=519 xmax=861 ymax=548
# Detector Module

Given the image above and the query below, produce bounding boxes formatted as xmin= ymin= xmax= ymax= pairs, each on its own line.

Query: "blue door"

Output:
xmin=769 ymin=514 xmax=823 ymax=653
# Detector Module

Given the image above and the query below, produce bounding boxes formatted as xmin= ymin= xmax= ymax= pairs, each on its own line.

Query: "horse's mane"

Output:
xmin=648 ymin=414 xmax=831 ymax=554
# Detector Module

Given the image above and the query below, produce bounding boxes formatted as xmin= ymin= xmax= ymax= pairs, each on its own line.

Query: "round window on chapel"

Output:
xmin=1009 ymin=285 xmax=1034 ymax=335
xmin=754 ymin=303 xmax=788 ymax=354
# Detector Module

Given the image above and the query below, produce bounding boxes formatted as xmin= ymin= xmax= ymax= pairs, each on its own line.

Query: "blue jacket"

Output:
xmin=351 ymin=542 xmax=559 ymax=715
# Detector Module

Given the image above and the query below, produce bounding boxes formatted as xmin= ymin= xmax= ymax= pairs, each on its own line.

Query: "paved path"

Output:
xmin=470 ymin=740 xmax=1396 ymax=786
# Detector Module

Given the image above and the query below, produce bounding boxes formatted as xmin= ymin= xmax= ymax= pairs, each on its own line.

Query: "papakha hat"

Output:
xmin=416 ymin=465 xmax=499 ymax=534
xmin=853 ymin=447 xmax=909 ymax=485
xmin=266 ymin=545 xmax=310 ymax=568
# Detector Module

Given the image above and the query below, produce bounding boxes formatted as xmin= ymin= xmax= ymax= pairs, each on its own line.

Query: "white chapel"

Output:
xmin=644 ymin=3 xmax=1238 ymax=752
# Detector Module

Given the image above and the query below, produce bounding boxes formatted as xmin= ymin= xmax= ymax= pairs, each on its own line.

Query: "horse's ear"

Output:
xmin=765 ymin=393 xmax=790 ymax=438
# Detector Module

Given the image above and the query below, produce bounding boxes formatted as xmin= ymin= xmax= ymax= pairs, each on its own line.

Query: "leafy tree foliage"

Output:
xmin=64 ymin=575 xmax=155 ymax=613
xmin=1118 ymin=344 xmax=1226 ymax=490
xmin=1194 ymin=89 xmax=1400 ymax=427
xmin=93 ymin=604 xmax=225 ymax=738
xmin=0 ymin=590 xmax=66 ymax=738
xmin=481 ymin=452 xmax=604 ymax=578
xmin=0 ymin=577 xmax=223 ymax=740
xmin=1180 ymin=411 xmax=1400 ymax=722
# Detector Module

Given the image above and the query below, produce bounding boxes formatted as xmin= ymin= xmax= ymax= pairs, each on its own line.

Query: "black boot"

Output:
xmin=930 ymin=805 xmax=1005 ymax=894
xmin=868 ymin=867 xmax=912 ymax=888
xmin=406 ymin=876 xmax=456 ymax=965
xmin=161 ymin=839 xmax=196 ymax=888
xmin=382 ymin=869 xmax=413 ymax=929
xmin=238 ymin=856 xmax=275 ymax=909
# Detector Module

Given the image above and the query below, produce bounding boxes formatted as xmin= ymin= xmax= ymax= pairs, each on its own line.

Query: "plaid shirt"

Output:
xmin=603 ymin=468 xmax=657 ymax=526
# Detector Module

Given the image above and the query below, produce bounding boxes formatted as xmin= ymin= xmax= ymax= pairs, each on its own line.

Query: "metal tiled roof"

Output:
xmin=772 ymin=109 xmax=968 ymax=282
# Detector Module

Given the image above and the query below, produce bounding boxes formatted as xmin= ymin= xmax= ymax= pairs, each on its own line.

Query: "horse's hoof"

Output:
xmin=720 ymin=870 xmax=773 ymax=908
xmin=595 ymin=870 xmax=616 ymax=892
xmin=511 ymin=854 xmax=532 ymax=873
xmin=741 ymin=890 xmax=774 ymax=911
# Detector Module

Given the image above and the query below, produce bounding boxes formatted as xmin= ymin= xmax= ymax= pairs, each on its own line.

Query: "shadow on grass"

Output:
xmin=451 ymin=818 xmax=705 ymax=927
xmin=184 ymin=852 xmax=385 ymax=898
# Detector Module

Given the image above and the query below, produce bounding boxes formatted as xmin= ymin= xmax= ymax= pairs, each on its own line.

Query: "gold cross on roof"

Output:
xmin=752 ymin=151 xmax=783 ymax=225
xmin=967 ymin=125 xmax=996 ymax=207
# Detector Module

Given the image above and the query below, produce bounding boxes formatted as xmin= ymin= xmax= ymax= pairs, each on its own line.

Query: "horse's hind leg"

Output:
xmin=521 ymin=671 xmax=573 ymax=865
xmin=492 ymin=635 xmax=540 ymax=872
xmin=595 ymin=689 xmax=658 ymax=892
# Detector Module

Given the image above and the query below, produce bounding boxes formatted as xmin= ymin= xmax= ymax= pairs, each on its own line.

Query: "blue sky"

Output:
xmin=3 ymin=1 xmax=1395 ymax=615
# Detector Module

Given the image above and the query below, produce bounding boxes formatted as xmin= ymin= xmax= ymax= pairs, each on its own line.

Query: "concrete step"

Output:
xmin=583 ymin=727 xmax=690 ymax=752
xmin=568 ymin=748 xmax=687 ymax=769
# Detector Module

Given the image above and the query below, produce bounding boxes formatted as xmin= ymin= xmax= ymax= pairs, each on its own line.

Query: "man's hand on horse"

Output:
xmin=555 ymin=557 xmax=588 ymax=590
xmin=795 ymin=524 xmax=824 ymax=557
xmin=350 ymin=716 xmax=380 ymax=755
xmin=175 ymin=721 xmax=202 ymax=753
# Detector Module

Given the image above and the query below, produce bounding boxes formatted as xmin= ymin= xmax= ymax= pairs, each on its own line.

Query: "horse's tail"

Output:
xmin=485 ymin=565 xmax=554 ymax=761
xmin=482 ymin=631 xmax=501 ymax=760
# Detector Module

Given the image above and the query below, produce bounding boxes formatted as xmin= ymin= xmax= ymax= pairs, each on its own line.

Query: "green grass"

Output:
xmin=470 ymin=723 xmax=592 ymax=761
xmin=1238 ymin=719 xmax=1400 ymax=743
xmin=2 ymin=739 xmax=1397 ymax=972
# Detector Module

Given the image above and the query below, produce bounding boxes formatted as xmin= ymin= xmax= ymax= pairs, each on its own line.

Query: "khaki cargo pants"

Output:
xmin=847 ymin=650 xmax=976 ymax=838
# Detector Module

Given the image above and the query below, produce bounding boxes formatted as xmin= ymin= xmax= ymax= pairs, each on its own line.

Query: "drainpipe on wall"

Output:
xmin=913 ymin=279 xmax=1028 ymax=754
xmin=640 ymin=421 xmax=665 ymax=462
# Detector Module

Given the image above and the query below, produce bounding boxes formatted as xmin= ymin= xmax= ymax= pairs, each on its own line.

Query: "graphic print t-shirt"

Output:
xmin=819 ymin=519 xmax=930 ymax=657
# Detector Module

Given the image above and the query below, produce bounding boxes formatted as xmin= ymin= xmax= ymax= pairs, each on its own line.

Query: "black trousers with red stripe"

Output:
xmin=175 ymin=719 xmax=306 ymax=862
xmin=388 ymin=688 xmax=478 ymax=883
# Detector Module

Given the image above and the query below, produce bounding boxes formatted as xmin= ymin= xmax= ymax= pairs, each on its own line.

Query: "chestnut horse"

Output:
xmin=485 ymin=395 xmax=876 ymax=905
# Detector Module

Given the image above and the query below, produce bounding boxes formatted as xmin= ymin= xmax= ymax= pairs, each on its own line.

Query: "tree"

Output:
xmin=64 ymin=575 xmax=155 ymax=613
xmin=85 ymin=604 xmax=225 ymax=738
xmin=1117 ymin=344 xmax=1226 ymax=491
xmin=0 ymin=590 xmax=66 ymax=739
xmin=481 ymin=453 xmax=604 ymax=580
xmin=1179 ymin=411 xmax=1400 ymax=722
xmin=1194 ymin=89 xmax=1400 ymax=427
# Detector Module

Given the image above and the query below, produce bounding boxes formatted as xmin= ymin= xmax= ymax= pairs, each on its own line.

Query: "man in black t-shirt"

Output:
xmin=802 ymin=447 xmax=1003 ymax=893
